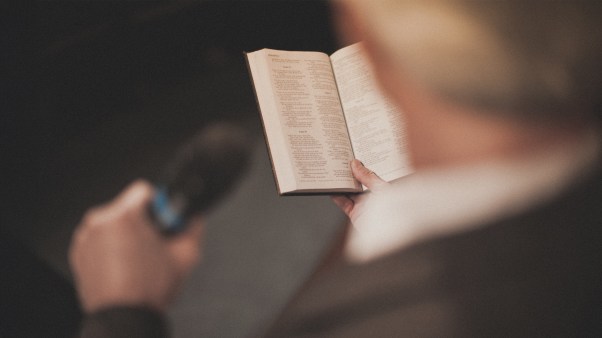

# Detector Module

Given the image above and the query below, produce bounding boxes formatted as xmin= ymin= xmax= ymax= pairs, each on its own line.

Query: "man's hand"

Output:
xmin=331 ymin=159 xmax=387 ymax=224
xmin=69 ymin=180 xmax=203 ymax=313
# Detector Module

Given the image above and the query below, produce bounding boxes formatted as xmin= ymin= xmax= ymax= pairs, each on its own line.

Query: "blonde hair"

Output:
xmin=343 ymin=0 xmax=602 ymax=120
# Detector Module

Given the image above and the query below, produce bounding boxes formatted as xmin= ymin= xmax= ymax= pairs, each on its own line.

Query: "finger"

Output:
xmin=89 ymin=180 xmax=154 ymax=225
xmin=167 ymin=217 xmax=205 ymax=275
xmin=331 ymin=195 xmax=354 ymax=217
xmin=351 ymin=159 xmax=386 ymax=190
xmin=110 ymin=179 xmax=154 ymax=213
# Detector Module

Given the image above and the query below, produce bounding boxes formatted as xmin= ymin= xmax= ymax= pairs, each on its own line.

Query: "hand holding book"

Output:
xmin=331 ymin=159 xmax=388 ymax=222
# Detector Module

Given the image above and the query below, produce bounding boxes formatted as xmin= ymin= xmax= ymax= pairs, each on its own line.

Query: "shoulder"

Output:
xmin=265 ymin=166 xmax=602 ymax=337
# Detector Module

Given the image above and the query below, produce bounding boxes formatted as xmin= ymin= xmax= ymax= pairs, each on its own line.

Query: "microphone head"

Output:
xmin=153 ymin=122 xmax=253 ymax=233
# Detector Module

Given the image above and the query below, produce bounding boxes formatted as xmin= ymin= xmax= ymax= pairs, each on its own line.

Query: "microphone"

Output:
xmin=149 ymin=122 xmax=252 ymax=234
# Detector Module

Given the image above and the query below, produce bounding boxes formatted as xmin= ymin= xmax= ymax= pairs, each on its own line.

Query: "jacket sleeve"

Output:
xmin=78 ymin=306 xmax=168 ymax=338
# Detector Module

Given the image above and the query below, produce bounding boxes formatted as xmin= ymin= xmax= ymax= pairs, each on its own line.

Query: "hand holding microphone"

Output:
xmin=70 ymin=122 xmax=251 ymax=313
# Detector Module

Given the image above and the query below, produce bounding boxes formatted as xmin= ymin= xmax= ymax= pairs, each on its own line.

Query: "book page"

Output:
xmin=331 ymin=43 xmax=412 ymax=183
xmin=247 ymin=49 xmax=360 ymax=193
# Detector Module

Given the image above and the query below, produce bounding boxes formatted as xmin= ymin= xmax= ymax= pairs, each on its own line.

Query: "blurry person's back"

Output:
xmin=264 ymin=1 xmax=602 ymax=337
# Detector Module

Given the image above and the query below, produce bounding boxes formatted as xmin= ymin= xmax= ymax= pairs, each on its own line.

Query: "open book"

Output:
xmin=246 ymin=42 xmax=412 ymax=195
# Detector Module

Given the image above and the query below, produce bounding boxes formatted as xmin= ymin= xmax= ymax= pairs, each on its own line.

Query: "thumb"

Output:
xmin=351 ymin=159 xmax=386 ymax=191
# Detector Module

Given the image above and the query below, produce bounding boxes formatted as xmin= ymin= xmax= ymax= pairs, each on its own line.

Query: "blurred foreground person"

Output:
xmin=71 ymin=1 xmax=602 ymax=337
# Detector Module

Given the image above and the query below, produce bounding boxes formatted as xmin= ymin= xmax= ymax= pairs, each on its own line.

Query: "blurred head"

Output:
xmin=334 ymin=0 xmax=602 ymax=123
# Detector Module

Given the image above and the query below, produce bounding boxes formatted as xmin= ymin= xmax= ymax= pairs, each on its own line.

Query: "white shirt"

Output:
xmin=344 ymin=130 xmax=600 ymax=263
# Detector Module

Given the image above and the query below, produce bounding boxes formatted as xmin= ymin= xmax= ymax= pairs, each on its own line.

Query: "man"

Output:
xmin=71 ymin=1 xmax=602 ymax=337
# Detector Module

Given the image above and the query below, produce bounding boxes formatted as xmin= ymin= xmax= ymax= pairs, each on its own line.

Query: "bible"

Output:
xmin=246 ymin=42 xmax=412 ymax=195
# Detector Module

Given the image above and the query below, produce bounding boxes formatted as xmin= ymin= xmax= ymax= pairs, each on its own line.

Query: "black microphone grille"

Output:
xmin=163 ymin=122 xmax=253 ymax=218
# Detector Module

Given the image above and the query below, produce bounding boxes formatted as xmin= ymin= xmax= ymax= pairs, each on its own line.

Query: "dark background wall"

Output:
xmin=2 ymin=1 xmax=346 ymax=337
xmin=5 ymin=0 xmax=338 ymax=246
